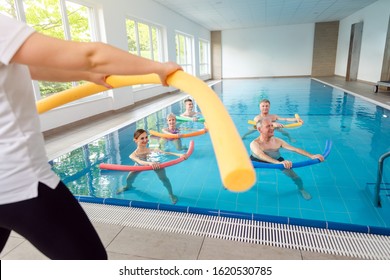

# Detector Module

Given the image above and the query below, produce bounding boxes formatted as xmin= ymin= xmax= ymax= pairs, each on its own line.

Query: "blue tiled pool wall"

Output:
xmin=52 ymin=78 xmax=390 ymax=233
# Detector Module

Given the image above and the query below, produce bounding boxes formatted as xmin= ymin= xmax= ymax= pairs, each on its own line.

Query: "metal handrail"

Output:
xmin=374 ymin=151 xmax=390 ymax=207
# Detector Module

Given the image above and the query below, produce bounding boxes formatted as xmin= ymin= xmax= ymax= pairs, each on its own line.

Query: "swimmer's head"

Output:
xmin=184 ymin=98 xmax=194 ymax=111
xmin=256 ymin=117 xmax=272 ymax=129
xmin=166 ymin=113 xmax=176 ymax=120
xmin=259 ymin=99 xmax=271 ymax=113
xmin=134 ymin=128 xmax=147 ymax=140
xmin=259 ymin=98 xmax=270 ymax=105
xmin=166 ymin=113 xmax=177 ymax=127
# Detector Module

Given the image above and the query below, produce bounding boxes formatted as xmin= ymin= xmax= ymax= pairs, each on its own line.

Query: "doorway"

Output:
xmin=346 ymin=21 xmax=363 ymax=81
xmin=380 ymin=16 xmax=390 ymax=82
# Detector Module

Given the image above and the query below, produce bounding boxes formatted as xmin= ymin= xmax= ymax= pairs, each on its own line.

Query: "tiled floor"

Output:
xmin=313 ymin=76 xmax=390 ymax=110
xmin=1 ymin=76 xmax=389 ymax=260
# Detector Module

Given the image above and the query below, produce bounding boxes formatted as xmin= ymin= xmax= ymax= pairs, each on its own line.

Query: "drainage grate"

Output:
xmin=81 ymin=202 xmax=390 ymax=260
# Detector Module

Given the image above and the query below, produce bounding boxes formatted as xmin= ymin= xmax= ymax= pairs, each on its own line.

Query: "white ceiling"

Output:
xmin=153 ymin=0 xmax=379 ymax=31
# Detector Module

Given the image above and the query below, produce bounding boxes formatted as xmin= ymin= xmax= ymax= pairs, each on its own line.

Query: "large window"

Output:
xmin=0 ymin=0 xmax=18 ymax=18
xmin=199 ymin=39 xmax=210 ymax=76
xmin=175 ymin=32 xmax=194 ymax=75
xmin=0 ymin=0 xmax=100 ymax=100
xmin=126 ymin=18 xmax=164 ymax=89
xmin=126 ymin=18 xmax=163 ymax=62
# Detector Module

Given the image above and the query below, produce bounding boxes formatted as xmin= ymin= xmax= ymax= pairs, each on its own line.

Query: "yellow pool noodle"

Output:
xmin=36 ymin=70 xmax=256 ymax=192
xmin=36 ymin=74 xmax=160 ymax=114
xmin=248 ymin=114 xmax=303 ymax=128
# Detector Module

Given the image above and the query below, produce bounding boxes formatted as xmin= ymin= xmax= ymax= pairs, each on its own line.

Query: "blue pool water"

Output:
xmin=51 ymin=78 xmax=390 ymax=233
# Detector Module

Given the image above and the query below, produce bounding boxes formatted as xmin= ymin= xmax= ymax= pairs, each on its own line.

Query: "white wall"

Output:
xmin=39 ymin=0 xmax=210 ymax=131
xmin=40 ymin=0 xmax=390 ymax=131
xmin=221 ymin=0 xmax=389 ymax=82
xmin=335 ymin=0 xmax=390 ymax=82
xmin=221 ymin=23 xmax=315 ymax=78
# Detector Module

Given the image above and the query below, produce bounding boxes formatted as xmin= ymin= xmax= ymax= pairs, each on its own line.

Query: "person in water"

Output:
xmin=180 ymin=98 xmax=201 ymax=121
xmin=160 ymin=113 xmax=186 ymax=151
xmin=250 ymin=118 xmax=324 ymax=200
xmin=254 ymin=99 xmax=303 ymax=127
xmin=242 ymin=99 xmax=302 ymax=141
xmin=117 ymin=129 xmax=188 ymax=204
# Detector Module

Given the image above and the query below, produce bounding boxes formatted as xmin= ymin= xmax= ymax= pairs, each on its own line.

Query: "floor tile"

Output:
xmin=198 ymin=237 xmax=302 ymax=260
xmin=106 ymin=227 xmax=203 ymax=260
xmin=1 ymin=240 xmax=48 ymax=260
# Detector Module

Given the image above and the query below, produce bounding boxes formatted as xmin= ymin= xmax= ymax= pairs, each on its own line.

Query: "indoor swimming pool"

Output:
xmin=50 ymin=78 xmax=390 ymax=234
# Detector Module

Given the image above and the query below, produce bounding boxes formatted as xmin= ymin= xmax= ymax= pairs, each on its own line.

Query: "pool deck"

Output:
xmin=1 ymin=76 xmax=389 ymax=260
xmin=313 ymin=76 xmax=390 ymax=110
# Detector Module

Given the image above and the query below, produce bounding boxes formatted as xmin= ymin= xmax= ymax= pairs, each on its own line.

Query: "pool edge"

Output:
xmin=75 ymin=195 xmax=390 ymax=237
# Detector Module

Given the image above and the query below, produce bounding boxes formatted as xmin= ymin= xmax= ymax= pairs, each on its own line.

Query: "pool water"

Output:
xmin=51 ymin=78 xmax=390 ymax=230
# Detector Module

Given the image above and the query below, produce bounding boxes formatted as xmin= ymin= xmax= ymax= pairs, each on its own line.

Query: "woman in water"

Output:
xmin=159 ymin=113 xmax=186 ymax=151
xmin=117 ymin=129 xmax=188 ymax=204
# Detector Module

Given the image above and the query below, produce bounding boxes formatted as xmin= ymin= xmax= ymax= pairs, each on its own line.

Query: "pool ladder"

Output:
xmin=374 ymin=151 xmax=390 ymax=207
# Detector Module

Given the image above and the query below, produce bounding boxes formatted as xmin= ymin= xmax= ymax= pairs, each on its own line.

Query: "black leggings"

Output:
xmin=0 ymin=181 xmax=107 ymax=260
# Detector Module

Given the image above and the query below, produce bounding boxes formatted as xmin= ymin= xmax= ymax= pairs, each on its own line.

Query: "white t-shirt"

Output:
xmin=0 ymin=14 xmax=60 ymax=204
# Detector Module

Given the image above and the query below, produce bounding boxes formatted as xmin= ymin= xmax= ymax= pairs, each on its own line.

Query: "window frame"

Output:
xmin=10 ymin=0 xmax=103 ymax=103
xmin=175 ymin=31 xmax=194 ymax=75
xmin=125 ymin=16 xmax=165 ymax=91
xmin=199 ymin=38 xmax=210 ymax=77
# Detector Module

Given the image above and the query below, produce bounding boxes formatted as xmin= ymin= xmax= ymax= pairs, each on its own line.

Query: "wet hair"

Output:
xmin=166 ymin=113 xmax=176 ymax=120
xmin=133 ymin=128 xmax=147 ymax=139
xmin=184 ymin=98 xmax=193 ymax=104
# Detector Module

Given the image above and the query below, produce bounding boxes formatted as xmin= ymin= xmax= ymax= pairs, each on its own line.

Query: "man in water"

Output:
xmin=253 ymin=99 xmax=303 ymax=127
xmin=180 ymin=98 xmax=201 ymax=121
xmin=250 ymin=117 xmax=324 ymax=200
xmin=242 ymin=98 xmax=301 ymax=141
